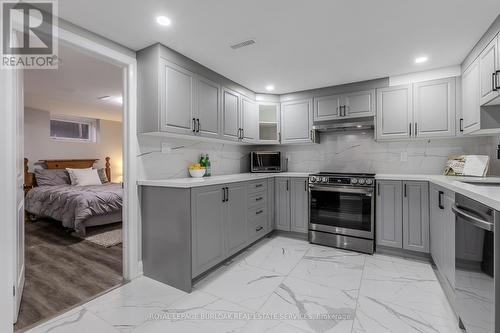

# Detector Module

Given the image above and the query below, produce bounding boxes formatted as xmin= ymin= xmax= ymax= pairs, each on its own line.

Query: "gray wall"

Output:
xmin=24 ymin=107 xmax=124 ymax=181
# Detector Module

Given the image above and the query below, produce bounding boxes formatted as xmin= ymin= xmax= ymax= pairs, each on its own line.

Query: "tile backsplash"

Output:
xmin=137 ymin=132 xmax=500 ymax=180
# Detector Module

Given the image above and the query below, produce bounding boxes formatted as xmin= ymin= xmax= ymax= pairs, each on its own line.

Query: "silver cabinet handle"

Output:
xmin=256 ymin=210 xmax=264 ymax=215
xmin=452 ymin=205 xmax=494 ymax=231
xmin=255 ymin=197 xmax=263 ymax=201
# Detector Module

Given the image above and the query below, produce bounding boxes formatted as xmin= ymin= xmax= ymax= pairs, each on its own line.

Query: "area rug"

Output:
xmin=71 ymin=222 xmax=122 ymax=247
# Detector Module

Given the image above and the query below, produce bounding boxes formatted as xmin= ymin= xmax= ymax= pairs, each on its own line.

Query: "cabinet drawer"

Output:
xmin=248 ymin=191 xmax=267 ymax=207
xmin=248 ymin=204 xmax=266 ymax=219
xmin=247 ymin=180 xmax=267 ymax=193
xmin=248 ymin=211 xmax=268 ymax=241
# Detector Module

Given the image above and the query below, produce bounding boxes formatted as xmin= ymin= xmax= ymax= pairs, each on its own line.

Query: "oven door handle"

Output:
xmin=451 ymin=205 xmax=494 ymax=232
xmin=309 ymin=185 xmax=373 ymax=195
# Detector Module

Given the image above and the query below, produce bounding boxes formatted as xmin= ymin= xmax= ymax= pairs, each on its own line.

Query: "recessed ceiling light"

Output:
xmin=265 ymin=85 xmax=275 ymax=92
xmin=156 ymin=16 xmax=172 ymax=26
xmin=415 ymin=56 xmax=428 ymax=64
xmin=356 ymin=125 xmax=362 ymax=128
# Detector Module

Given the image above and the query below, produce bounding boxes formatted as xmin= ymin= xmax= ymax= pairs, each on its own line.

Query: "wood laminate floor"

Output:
xmin=14 ymin=219 xmax=123 ymax=331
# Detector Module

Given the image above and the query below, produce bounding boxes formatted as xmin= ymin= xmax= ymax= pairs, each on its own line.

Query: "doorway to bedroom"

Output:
xmin=15 ymin=42 xmax=125 ymax=331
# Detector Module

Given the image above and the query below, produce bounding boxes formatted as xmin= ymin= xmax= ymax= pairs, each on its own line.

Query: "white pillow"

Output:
xmin=66 ymin=168 xmax=102 ymax=186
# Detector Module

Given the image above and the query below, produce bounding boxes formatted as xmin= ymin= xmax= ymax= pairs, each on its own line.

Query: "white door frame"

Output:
xmin=0 ymin=24 xmax=140 ymax=332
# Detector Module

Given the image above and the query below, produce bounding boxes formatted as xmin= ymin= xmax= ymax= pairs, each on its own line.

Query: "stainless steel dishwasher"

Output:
xmin=453 ymin=194 xmax=499 ymax=333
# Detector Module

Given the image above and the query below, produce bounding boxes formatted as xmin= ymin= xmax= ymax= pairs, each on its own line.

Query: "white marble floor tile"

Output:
xmin=26 ymin=308 xmax=121 ymax=333
xmin=194 ymin=261 xmax=285 ymax=311
xmin=259 ymin=276 xmax=356 ymax=333
xmin=133 ymin=290 xmax=251 ymax=333
xmin=240 ymin=319 xmax=311 ymax=333
xmin=289 ymin=246 xmax=366 ymax=290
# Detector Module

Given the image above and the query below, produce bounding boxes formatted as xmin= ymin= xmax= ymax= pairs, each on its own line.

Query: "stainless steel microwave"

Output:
xmin=250 ymin=151 xmax=282 ymax=173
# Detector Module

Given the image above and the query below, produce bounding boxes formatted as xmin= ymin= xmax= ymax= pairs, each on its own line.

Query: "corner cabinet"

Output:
xmin=376 ymin=78 xmax=457 ymax=141
xmin=376 ymin=180 xmax=429 ymax=254
xmin=462 ymin=59 xmax=481 ymax=133
xmin=281 ymin=99 xmax=317 ymax=144
xmin=275 ymin=177 xmax=308 ymax=233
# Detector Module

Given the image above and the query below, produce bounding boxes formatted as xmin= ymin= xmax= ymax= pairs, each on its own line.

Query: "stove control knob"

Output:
xmin=358 ymin=178 xmax=366 ymax=185
xmin=322 ymin=177 xmax=329 ymax=183
xmin=310 ymin=176 xmax=317 ymax=183
xmin=351 ymin=178 xmax=358 ymax=184
xmin=365 ymin=179 xmax=373 ymax=185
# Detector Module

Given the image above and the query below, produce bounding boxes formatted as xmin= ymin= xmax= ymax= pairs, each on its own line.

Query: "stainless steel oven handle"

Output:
xmin=451 ymin=205 xmax=494 ymax=232
xmin=309 ymin=185 xmax=373 ymax=195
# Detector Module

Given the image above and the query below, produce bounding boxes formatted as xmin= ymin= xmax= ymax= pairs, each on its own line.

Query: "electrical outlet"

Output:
xmin=400 ymin=151 xmax=408 ymax=162
xmin=161 ymin=142 xmax=171 ymax=153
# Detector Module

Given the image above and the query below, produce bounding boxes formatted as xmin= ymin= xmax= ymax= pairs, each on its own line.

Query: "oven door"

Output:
xmin=309 ymin=185 xmax=374 ymax=239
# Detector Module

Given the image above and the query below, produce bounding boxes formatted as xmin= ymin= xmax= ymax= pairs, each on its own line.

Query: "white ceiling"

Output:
xmin=24 ymin=43 xmax=123 ymax=121
xmin=57 ymin=0 xmax=500 ymax=94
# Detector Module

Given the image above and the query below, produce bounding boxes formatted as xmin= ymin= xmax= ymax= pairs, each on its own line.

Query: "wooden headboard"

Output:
xmin=24 ymin=157 xmax=112 ymax=191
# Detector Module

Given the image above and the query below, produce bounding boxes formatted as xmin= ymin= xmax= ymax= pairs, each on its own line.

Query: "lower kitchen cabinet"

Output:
xmin=225 ymin=183 xmax=248 ymax=256
xmin=430 ymin=184 xmax=455 ymax=288
xmin=275 ymin=177 xmax=308 ymax=233
xmin=376 ymin=180 xmax=429 ymax=253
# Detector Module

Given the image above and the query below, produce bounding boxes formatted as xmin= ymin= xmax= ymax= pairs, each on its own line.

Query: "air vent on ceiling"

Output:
xmin=230 ymin=39 xmax=256 ymax=50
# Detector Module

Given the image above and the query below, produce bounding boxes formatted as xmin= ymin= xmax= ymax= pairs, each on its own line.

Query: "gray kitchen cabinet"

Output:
xmin=376 ymin=85 xmax=412 ymax=140
xmin=241 ymin=97 xmax=259 ymax=143
xmin=191 ymin=185 xmax=226 ymax=277
xmin=402 ymin=181 xmax=429 ymax=253
xmin=313 ymin=94 xmax=342 ymax=121
xmin=281 ymin=99 xmax=316 ymax=144
xmin=442 ymin=193 xmax=455 ymax=287
xmin=161 ymin=59 xmax=196 ymax=134
xmin=196 ymin=76 xmax=221 ymax=138
xmin=275 ymin=178 xmax=291 ymax=231
xmin=222 ymin=88 xmax=241 ymax=141
xmin=290 ymin=178 xmax=309 ymax=233
xmin=267 ymin=178 xmax=276 ymax=231
xmin=376 ymin=180 xmax=403 ymax=248
xmin=225 ymin=183 xmax=248 ymax=256
xmin=413 ymin=78 xmax=456 ymax=138
xmin=462 ymin=59 xmax=481 ymax=133
xmin=430 ymin=185 xmax=443 ymax=269
xmin=344 ymin=90 xmax=375 ymax=118
xmin=479 ymin=37 xmax=499 ymax=105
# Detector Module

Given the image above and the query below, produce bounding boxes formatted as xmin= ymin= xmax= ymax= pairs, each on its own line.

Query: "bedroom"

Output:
xmin=16 ymin=43 xmax=125 ymax=331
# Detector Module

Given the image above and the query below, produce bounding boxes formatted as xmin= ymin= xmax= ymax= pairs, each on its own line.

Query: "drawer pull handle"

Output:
xmin=256 ymin=210 xmax=264 ymax=215
xmin=255 ymin=184 xmax=263 ymax=188
xmin=256 ymin=197 xmax=263 ymax=201
xmin=256 ymin=226 xmax=263 ymax=232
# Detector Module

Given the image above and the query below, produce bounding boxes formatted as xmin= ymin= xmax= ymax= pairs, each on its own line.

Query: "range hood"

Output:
xmin=313 ymin=116 xmax=374 ymax=132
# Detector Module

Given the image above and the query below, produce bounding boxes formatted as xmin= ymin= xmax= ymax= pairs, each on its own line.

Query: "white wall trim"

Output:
xmin=389 ymin=65 xmax=461 ymax=86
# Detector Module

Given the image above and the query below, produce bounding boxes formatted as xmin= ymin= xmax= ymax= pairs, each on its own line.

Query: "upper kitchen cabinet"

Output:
xmin=479 ymin=36 xmax=499 ymax=105
xmin=376 ymin=85 xmax=412 ymax=140
xmin=313 ymin=90 xmax=374 ymax=122
xmin=376 ymin=78 xmax=457 ymax=141
xmin=258 ymin=103 xmax=280 ymax=143
xmin=222 ymin=88 xmax=241 ymax=141
xmin=462 ymin=59 xmax=481 ymax=133
xmin=241 ymin=97 xmax=259 ymax=143
xmin=196 ymin=76 xmax=221 ymax=138
xmin=413 ymin=78 xmax=456 ymax=138
xmin=281 ymin=99 xmax=317 ymax=144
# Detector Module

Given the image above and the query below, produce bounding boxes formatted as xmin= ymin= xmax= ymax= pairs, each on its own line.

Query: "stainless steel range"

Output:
xmin=308 ymin=172 xmax=375 ymax=254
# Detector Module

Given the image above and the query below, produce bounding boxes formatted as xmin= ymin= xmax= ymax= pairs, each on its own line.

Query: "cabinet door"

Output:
xmin=160 ymin=60 xmax=195 ymax=134
xmin=226 ymin=183 xmax=248 ymax=256
xmin=413 ymin=78 xmax=456 ymax=138
xmin=191 ymin=185 xmax=226 ymax=276
xmin=376 ymin=85 xmax=412 ymax=140
xmin=267 ymin=178 xmax=275 ymax=232
xmin=403 ymin=181 xmax=429 ymax=253
xmin=442 ymin=193 xmax=455 ymax=288
xmin=479 ymin=37 xmax=499 ymax=105
xmin=196 ymin=76 xmax=220 ymax=138
xmin=376 ymin=180 xmax=403 ymax=248
xmin=290 ymin=178 xmax=309 ymax=233
xmin=281 ymin=99 xmax=314 ymax=143
xmin=241 ymin=97 xmax=259 ymax=142
xmin=313 ymin=95 xmax=341 ymax=121
xmin=344 ymin=90 xmax=375 ymax=118
xmin=462 ymin=59 xmax=481 ymax=133
xmin=429 ymin=185 xmax=444 ymax=269
xmin=222 ymin=88 xmax=240 ymax=141
xmin=275 ymin=178 xmax=291 ymax=231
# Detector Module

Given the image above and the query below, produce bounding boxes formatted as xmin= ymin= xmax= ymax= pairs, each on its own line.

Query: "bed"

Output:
xmin=24 ymin=158 xmax=123 ymax=235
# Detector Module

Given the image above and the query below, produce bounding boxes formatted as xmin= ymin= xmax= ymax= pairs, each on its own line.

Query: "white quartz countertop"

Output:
xmin=376 ymin=174 xmax=500 ymax=211
xmin=138 ymin=172 xmax=312 ymax=188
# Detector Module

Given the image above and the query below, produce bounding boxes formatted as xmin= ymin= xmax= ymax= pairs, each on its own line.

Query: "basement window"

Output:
xmin=50 ymin=115 xmax=98 ymax=143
